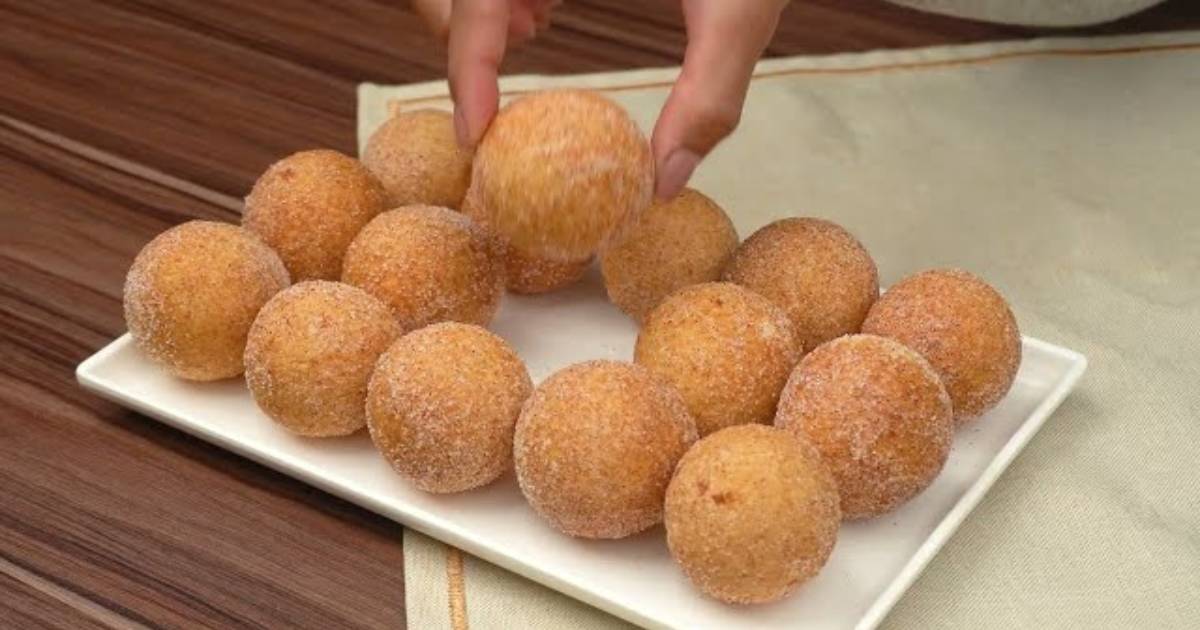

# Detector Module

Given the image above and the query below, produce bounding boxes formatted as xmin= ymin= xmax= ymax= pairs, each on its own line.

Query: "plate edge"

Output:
xmin=853 ymin=350 xmax=1088 ymax=630
xmin=75 ymin=335 xmax=1090 ymax=630
xmin=75 ymin=336 xmax=674 ymax=629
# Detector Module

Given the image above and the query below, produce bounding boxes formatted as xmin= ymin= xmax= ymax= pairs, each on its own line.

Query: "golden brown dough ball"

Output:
xmin=461 ymin=184 xmax=591 ymax=295
xmin=472 ymin=89 xmax=654 ymax=261
xmin=664 ymin=424 xmax=840 ymax=605
xmin=513 ymin=361 xmax=697 ymax=538
xmin=502 ymin=247 xmax=593 ymax=295
xmin=725 ymin=217 xmax=879 ymax=352
xmin=366 ymin=322 xmax=532 ymax=493
xmin=601 ymin=188 xmax=739 ymax=322
xmin=776 ymin=335 xmax=953 ymax=519
xmin=634 ymin=283 xmax=802 ymax=436
xmin=124 ymin=221 xmax=289 ymax=381
xmin=243 ymin=149 xmax=387 ymax=281
xmin=862 ymin=268 xmax=1021 ymax=424
xmin=361 ymin=109 xmax=473 ymax=209
xmin=244 ymin=281 xmax=401 ymax=437
xmin=341 ymin=206 xmax=504 ymax=329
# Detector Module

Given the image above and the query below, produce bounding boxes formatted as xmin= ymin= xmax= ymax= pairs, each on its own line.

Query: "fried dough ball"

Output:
xmin=513 ymin=361 xmax=697 ymax=538
xmin=601 ymin=188 xmax=738 ymax=322
xmin=361 ymin=109 xmax=473 ymax=209
xmin=634 ymin=283 xmax=802 ymax=436
xmin=776 ymin=335 xmax=954 ymax=519
xmin=664 ymin=424 xmax=840 ymax=605
xmin=366 ymin=322 xmax=532 ymax=493
xmin=472 ymin=89 xmax=654 ymax=261
xmin=124 ymin=221 xmax=289 ymax=381
xmin=725 ymin=217 xmax=879 ymax=351
xmin=502 ymin=248 xmax=593 ymax=295
xmin=862 ymin=268 xmax=1021 ymax=423
xmin=243 ymin=149 xmax=387 ymax=281
xmin=341 ymin=206 xmax=504 ymax=329
xmin=244 ymin=281 xmax=401 ymax=437
xmin=461 ymin=184 xmax=591 ymax=294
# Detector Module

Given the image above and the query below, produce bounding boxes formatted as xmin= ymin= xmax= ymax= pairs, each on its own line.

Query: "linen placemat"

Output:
xmin=358 ymin=31 xmax=1200 ymax=629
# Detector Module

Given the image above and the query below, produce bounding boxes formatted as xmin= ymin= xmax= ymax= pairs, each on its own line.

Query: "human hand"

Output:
xmin=415 ymin=0 xmax=786 ymax=200
xmin=651 ymin=0 xmax=787 ymax=199
xmin=412 ymin=0 xmax=559 ymax=148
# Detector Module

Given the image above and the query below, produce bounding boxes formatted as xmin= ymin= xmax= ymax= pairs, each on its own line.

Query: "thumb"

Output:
xmin=448 ymin=0 xmax=512 ymax=147
xmin=651 ymin=0 xmax=784 ymax=200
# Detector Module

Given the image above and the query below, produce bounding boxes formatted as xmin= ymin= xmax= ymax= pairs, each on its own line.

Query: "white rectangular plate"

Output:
xmin=77 ymin=269 xmax=1086 ymax=630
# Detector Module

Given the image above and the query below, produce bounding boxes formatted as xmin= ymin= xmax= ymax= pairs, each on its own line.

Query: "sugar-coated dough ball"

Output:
xmin=341 ymin=206 xmax=504 ymax=329
xmin=514 ymin=361 xmax=697 ymax=538
xmin=664 ymin=424 xmax=840 ymax=605
xmin=243 ymin=149 xmax=387 ymax=281
xmin=502 ymin=247 xmax=593 ymax=295
xmin=361 ymin=109 xmax=473 ymax=209
xmin=776 ymin=335 xmax=953 ymax=519
xmin=367 ymin=322 xmax=532 ymax=493
xmin=862 ymin=268 xmax=1021 ymax=423
xmin=462 ymin=184 xmax=591 ymax=295
xmin=244 ymin=281 xmax=401 ymax=437
xmin=635 ymin=283 xmax=802 ymax=436
xmin=602 ymin=188 xmax=739 ymax=322
xmin=725 ymin=217 xmax=879 ymax=352
xmin=472 ymin=89 xmax=653 ymax=261
xmin=124 ymin=221 xmax=289 ymax=381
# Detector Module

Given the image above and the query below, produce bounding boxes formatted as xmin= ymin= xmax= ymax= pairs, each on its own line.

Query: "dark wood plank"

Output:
xmin=0 ymin=0 xmax=358 ymax=197
xmin=3 ymin=0 xmax=1197 ymax=200
xmin=0 ymin=118 xmax=405 ymax=629
xmin=0 ymin=569 xmax=116 ymax=630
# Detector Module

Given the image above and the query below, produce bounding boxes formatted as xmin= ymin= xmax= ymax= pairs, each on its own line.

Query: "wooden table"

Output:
xmin=2 ymin=1 xmax=1196 ymax=627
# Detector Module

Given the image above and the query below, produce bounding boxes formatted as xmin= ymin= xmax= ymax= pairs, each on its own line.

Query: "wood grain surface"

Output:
xmin=2 ymin=1 xmax=1197 ymax=627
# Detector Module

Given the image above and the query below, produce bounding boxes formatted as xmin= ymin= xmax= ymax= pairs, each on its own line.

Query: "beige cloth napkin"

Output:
xmin=358 ymin=31 xmax=1200 ymax=629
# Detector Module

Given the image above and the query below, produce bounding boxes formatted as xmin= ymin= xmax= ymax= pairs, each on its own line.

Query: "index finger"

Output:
xmin=448 ymin=0 xmax=511 ymax=147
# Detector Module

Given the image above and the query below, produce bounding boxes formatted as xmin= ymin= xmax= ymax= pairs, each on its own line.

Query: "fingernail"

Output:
xmin=453 ymin=106 xmax=471 ymax=148
xmin=656 ymin=149 xmax=700 ymax=201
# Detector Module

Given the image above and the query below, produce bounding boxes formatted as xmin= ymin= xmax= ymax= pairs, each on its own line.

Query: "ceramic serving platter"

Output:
xmin=77 ymin=269 xmax=1087 ymax=630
